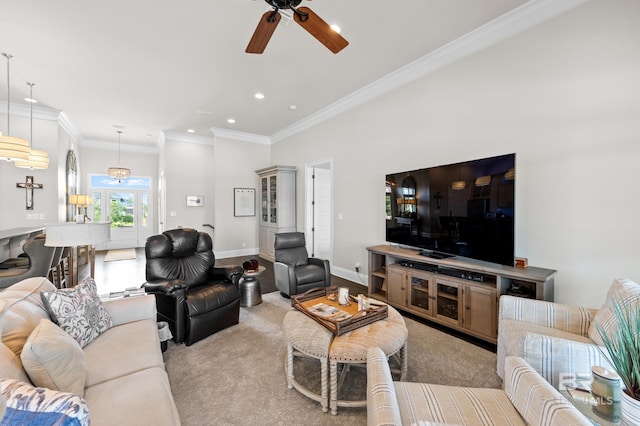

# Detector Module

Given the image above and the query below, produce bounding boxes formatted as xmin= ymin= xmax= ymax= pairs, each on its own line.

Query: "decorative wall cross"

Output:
xmin=16 ymin=176 xmax=43 ymax=210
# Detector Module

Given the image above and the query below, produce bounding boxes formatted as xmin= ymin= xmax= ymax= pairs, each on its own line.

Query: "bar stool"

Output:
xmin=47 ymin=246 xmax=66 ymax=289
xmin=0 ymin=234 xmax=56 ymax=289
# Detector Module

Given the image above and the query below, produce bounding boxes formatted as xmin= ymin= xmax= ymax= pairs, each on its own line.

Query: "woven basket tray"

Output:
xmin=291 ymin=287 xmax=388 ymax=336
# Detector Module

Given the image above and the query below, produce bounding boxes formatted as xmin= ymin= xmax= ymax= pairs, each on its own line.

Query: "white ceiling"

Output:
xmin=1 ymin=0 xmax=581 ymax=148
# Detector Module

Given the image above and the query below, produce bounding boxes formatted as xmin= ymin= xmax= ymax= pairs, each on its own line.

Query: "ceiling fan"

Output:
xmin=246 ymin=0 xmax=348 ymax=54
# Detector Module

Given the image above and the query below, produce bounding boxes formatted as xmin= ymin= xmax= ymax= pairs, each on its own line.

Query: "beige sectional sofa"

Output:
xmin=0 ymin=277 xmax=180 ymax=425
xmin=366 ymin=347 xmax=591 ymax=426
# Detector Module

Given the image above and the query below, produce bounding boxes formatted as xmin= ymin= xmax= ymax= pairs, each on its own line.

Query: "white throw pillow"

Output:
xmin=588 ymin=278 xmax=640 ymax=346
xmin=0 ymin=300 xmax=31 ymax=383
xmin=40 ymin=277 xmax=112 ymax=348
xmin=21 ymin=318 xmax=86 ymax=396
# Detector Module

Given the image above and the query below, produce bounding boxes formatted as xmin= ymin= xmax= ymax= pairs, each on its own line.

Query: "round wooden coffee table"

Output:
xmin=282 ymin=310 xmax=333 ymax=413
xmin=282 ymin=303 xmax=408 ymax=415
xmin=328 ymin=305 xmax=407 ymax=415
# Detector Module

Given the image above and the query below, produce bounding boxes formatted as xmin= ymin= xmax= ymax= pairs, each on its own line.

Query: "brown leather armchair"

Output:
xmin=143 ymin=228 xmax=243 ymax=345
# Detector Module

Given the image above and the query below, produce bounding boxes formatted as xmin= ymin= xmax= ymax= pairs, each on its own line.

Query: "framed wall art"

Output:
xmin=234 ymin=188 xmax=255 ymax=217
xmin=186 ymin=195 xmax=204 ymax=207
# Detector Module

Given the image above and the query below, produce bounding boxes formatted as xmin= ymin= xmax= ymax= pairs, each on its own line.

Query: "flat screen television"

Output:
xmin=385 ymin=153 xmax=515 ymax=266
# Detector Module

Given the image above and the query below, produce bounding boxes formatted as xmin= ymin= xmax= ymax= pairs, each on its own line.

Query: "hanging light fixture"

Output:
xmin=15 ymin=82 xmax=49 ymax=169
xmin=475 ymin=175 xmax=491 ymax=187
xmin=107 ymin=130 xmax=130 ymax=181
xmin=504 ymin=167 xmax=515 ymax=181
xmin=0 ymin=53 xmax=30 ymax=162
xmin=451 ymin=165 xmax=466 ymax=190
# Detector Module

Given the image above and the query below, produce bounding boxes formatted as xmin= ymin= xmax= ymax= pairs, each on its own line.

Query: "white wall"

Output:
xmin=0 ymin=106 xmax=77 ymax=228
xmin=212 ymin=136 xmax=270 ymax=257
xmin=157 ymin=132 xmax=269 ymax=258
xmin=162 ymin=133 xmax=216 ymax=235
xmin=270 ymin=0 xmax=640 ymax=307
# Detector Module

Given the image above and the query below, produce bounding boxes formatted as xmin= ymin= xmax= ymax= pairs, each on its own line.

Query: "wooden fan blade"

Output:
xmin=246 ymin=11 xmax=281 ymax=54
xmin=293 ymin=7 xmax=348 ymax=54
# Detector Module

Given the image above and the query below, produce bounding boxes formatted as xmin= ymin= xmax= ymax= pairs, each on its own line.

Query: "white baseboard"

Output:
xmin=214 ymin=250 xmax=368 ymax=290
xmin=331 ymin=265 xmax=368 ymax=289
xmin=216 ymin=248 xmax=259 ymax=259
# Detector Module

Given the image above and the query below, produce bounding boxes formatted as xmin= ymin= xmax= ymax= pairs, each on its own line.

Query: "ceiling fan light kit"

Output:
xmin=246 ymin=0 xmax=348 ymax=54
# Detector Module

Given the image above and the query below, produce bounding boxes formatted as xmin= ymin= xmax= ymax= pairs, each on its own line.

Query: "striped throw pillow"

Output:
xmin=588 ymin=278 xmax=640 ymax=346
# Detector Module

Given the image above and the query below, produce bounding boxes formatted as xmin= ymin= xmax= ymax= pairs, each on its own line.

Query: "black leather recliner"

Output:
xmin=273 ymin=232 xmax=330 ymax=297
xmin=143 ymin=228 xmax=243 ymax=345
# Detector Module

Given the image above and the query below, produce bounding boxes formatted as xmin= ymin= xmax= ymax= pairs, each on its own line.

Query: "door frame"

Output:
xmin=87 ymin=174 xmax=153 ymax=249
xmin=304 ymin=159 xmax=333 ymax=263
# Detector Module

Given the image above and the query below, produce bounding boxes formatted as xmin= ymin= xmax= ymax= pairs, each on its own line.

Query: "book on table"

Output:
xmin=307 ymin=303 xmax=351 ymax=321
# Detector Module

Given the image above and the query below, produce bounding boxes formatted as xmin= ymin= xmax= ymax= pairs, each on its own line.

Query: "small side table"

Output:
xmin=561 ymin=389 xmax=620 ymax=425
xmin=239 ymin=265 xmax=265 ymax=307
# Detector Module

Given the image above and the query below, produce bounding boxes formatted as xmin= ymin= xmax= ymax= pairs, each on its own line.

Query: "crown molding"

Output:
xmin=1 ymin=102 xmax=83 ymax=144
xmin=0 ymin=101 xmax=62 ymax=121
xmin=81 ymin=138 xmax=158 ymax=154
xmin=211 ymin=127 xmax=271 ymax=145
xmin=271 ymin=0 xmax=589 ymax=143
xmin=58 ymin=111 xmax=83 ymax=145
xmin=162 ymin=130 xmax=215 ymax=146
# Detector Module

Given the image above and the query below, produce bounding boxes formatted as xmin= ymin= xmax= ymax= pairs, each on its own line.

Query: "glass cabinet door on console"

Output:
xmin=435 ymin=279 xmax=463 ymax=327
xmin=408 ymin=269 xmax=434 ymax=316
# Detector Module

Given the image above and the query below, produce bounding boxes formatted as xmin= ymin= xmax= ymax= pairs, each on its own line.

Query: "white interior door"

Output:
xmin=305 ymin=161 xmax=333 ymax=262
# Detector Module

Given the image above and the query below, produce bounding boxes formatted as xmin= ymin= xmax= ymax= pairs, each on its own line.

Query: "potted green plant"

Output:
xmin=597 ymin=299 xmax=640 ymax=425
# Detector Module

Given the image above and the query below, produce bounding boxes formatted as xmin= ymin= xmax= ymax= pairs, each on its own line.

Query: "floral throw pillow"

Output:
xmin=0 ymin=378 xmax=89 ymax=426
xmin=40 ymin=277 xmax=112 ymax=348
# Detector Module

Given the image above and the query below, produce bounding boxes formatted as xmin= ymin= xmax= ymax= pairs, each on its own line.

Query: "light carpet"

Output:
xmin=163 ymin=292 xmax=501 ymax=426
xmin=103 ymin=248 xmax=137 ymax=262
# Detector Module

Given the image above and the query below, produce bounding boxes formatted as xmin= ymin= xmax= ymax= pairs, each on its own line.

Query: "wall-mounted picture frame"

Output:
xmin=186 ymin=195 xmax=204 ymax=207
xmin=234 ymin=188 xmax=255 ymax=217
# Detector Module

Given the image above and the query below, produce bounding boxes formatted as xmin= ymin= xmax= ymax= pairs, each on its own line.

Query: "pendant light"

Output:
xmin=107 ymin=130 xmax=130 ymax=181
xmin=475 ymin=175 xmax=491 ymax=187
xmin=451 ymin=165 xmax=466 ymax=190
xmin=0 ymin=53 xmax=30 ymax=162
xmin=504 ymin=167 xmax=515 ymax=181
xmin=15 ymin=82 xmax=49 ymax=169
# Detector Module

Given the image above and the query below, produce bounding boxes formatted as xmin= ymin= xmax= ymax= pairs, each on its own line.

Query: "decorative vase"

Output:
xmin=621 ymin=391 xmax=640 ymax=426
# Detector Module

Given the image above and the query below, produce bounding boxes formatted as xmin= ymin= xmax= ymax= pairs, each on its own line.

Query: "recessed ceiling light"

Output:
xmin=289 ymin=105 xmax=297 ymax=111
xmin=254 ymin=92 xmax=265 ymax=100
xmin=146 ymin=133 xmax=152 ymax=138
xmin=187 ymin=129 xmax=195 ymax=133
xmin=24 ymin=97 xmax=37 ymax=103
xmin=227 ymin=118 xmax=236 ymax=124
xmin=330 ymin=24 xmax=341 ymax=33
